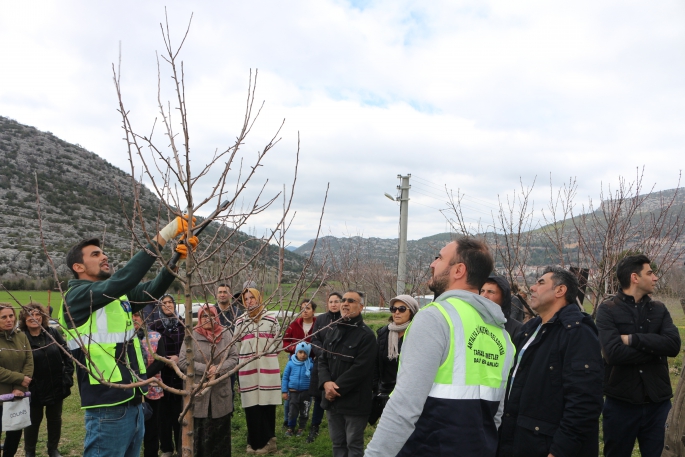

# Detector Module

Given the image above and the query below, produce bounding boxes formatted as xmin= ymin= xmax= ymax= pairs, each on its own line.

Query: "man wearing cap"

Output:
xmin=480 ymin=275 xmax=523 ymax=338
xmin=366 ymin=238 xmax=515 ymax=457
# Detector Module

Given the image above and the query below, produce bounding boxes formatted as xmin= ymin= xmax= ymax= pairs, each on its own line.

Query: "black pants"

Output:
xmin=244 ymin=404 xmax=276 ymax=450
xmin=287 ymin=391 xmax=309 ymax=429
xmin=0 ymin=403 xmax=23 ymax=457
xmin=603 ymin=396 xmax=671 ymax=457
xmin=159 ymin=392 xmax=182 ymax=454
xmin=23 ymin=399 xmax=63 ymax=454
xmin=143 ymin=398 xmax=161 ymax=457
xmin=194 ymin=401 xmax=231 ymax=457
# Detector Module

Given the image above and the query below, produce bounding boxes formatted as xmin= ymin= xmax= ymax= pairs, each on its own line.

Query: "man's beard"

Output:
xmin=428 ymin=268 xmax=450 ymax=298
xmin=96 ymin=270 xmax=112 ymax=280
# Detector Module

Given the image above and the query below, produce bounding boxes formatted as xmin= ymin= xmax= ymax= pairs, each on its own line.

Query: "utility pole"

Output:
xmin=396 ymin=174 xmax=411 ymax=295
xmin=384 ymin=174 xmax=411 ymax=296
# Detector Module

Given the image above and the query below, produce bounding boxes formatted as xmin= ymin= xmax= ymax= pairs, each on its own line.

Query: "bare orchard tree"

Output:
xmin=573 ymin=169 xmax=685 ymax=317
xmin=540 ymin=175 xmax=578 ymax=268
xmin=22 ymin=13 xmax=332 ymax=457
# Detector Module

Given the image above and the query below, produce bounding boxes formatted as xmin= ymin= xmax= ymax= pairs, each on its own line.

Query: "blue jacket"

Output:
xmin=282 ymin=355 xmax=313 ymax=392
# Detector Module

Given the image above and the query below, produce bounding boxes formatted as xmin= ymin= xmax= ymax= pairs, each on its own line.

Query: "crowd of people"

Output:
xmin=0 ymin=220 xmax=680 ymax=457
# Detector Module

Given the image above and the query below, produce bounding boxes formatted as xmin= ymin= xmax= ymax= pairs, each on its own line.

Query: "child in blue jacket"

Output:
xmin=282 ymin=341 xmax=313 ymax=436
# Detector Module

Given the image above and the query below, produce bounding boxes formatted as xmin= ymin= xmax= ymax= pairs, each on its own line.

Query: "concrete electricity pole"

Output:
xmin=385 ymin=174 xmax=411 ymax=295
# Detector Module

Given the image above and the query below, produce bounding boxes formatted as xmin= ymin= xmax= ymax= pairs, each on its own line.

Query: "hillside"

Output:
xmin=295 ymin=190 xmax=685 ymax=271
xmin=0 ymin=116 xmax=306 ymax=286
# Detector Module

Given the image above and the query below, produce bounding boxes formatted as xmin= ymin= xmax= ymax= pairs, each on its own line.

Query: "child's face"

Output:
xmin=296 ymin=350 xmax=308 ymax=361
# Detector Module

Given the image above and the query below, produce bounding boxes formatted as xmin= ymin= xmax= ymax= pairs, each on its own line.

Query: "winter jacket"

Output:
xmin=309 ymin=309 xmax=341 ymax=396
xmin=214 ymin=303 xmax=244 ymax=333
xmin=373 ymin=324 xmax=403 ymax=394
xmin=497 ymin=303 xmax=604 ymax=457
xmin=0 ymin=329 xmax=34 ymax=395
xmin=318 ymin=313 xmax=378 ymax=416
xmin=178 ymin=329 xmax=239 ymax=419
xmin=366 ymin=290 xmax=515 ymax=457
xmin=283 ymin=317 xmax=316 ymax=355
xmin=596 ymin=290 xmax=681 ymax=404
xmin=282 ymin=355 xmax=313 ymax=392
xmin=26 ymin=326 xmax=74 ymax=405
xmin=149 ymin=309 xmax=185 ymax=390
xmin=487 ymin=275 xmax=523 ymax=338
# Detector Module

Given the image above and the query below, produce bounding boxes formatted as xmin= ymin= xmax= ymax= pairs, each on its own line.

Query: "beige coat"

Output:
xmin=178 ymin=330 xmax=239 ymax=419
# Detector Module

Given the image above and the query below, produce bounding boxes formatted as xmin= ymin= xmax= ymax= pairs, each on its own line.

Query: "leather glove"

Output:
xmin=175 ymin=236 xmax=199 ymax=259
xmin=159 ymin=215 xmax=196 ymax=242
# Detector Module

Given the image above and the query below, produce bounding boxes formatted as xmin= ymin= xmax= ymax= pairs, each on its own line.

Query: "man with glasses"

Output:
xmin=318 ymin=290 xmax=378 ymax=457
xmin=366 ymin=238 xmax=515 ymax=457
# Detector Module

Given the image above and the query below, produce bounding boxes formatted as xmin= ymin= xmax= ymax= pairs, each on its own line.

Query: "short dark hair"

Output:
xmin=66 ymin=238 xmax=101 ymax=279
xmin=300 ymin=300 xmax=317 ymax=311
xmin=616 ymin=254 xmax=652 ymax=289
xmin=344 ymin=290 xmax=365 ymax=304
xmin=453 ymin=237 xmax=494 ymax=290
xmin=19 ymin=302 xmax=49 ymax=331
xmin=542 ymin=266 xmax=579 ymax=305
xmin=328 ymin=292 xmax=342 ymax=300
xmin=217 ymin=283 xmax=231 ymax=291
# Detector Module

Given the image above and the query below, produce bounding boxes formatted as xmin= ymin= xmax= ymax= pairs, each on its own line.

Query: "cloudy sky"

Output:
xmin=1 ymin=1 xmax=684 ymax=247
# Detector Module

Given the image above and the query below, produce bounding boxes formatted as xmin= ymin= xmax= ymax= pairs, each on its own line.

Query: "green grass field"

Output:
xmin=2 ymin=293 xmax=683 ymax=456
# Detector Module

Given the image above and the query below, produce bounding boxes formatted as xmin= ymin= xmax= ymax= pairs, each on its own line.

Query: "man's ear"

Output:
xmin=555 ymin=284 xmax=567 ymax=299
xmin=452 ymin=262 xmax=467 ymax=281
xmin=72 ymin=263 xmax=85 ymax=274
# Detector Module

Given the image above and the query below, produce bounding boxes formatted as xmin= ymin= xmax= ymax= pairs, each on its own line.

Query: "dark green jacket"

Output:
xmin=63 ymin=243 xmax=176 ymax=328
xmin=0 ymin=329 xmax=34 ymax=395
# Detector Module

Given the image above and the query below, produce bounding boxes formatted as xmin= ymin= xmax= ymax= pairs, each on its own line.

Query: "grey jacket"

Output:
xmin=365 ymin=289 xmax=512 ymax=457
xmin=178 ymin=330 xmax=239 ymax=419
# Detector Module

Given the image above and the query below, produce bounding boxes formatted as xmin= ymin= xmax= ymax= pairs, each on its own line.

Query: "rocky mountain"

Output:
xmin=0 ymin=116 xmax=307 ymax=287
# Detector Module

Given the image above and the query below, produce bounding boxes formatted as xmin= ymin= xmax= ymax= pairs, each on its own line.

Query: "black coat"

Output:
xmin=309 ymin=310 xmax=341 ymax=397
xmin=595 ymin=291 xmax=681 ymax=404
xmin=26 ymin=327 xmax=74 ymax=405
xmin=318 ymin=314 xmax=378 ymax=416
xmin=497 ymin=304 xmax=604 ymax=457
xmin=373 ymin=325 xmax=403 ymax=394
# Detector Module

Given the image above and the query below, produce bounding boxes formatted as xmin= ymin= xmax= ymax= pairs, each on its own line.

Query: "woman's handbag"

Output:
xmin=2 ymin=397 xmax=31 ymax=431
xmin=368 ymin=393 xmax=389 ymax=425
xmin=142 ymin=401 xmax=154 ymax=422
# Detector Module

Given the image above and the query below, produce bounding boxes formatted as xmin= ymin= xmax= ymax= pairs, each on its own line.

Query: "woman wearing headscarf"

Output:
xmin=0 ymin=303 xmax=33 ymax=457
xmin=234 ymin=288 xmax=281 ymax=455
xmin=306 ymin=292 xmax=342 ymax=443
xmin=19 ymin=302 xmax=73 ymax=457
xmin=132 ymin=312 xmax=166 ymax=457
xmin=148 ymin=294 xmax=185 ymax=457
xmin=369 ymin=295 xmax=419 ymax=425
xmin=178 ymin=305 xmax=238 ymax=456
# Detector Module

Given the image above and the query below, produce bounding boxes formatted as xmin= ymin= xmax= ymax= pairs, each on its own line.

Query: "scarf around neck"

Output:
xmin=387 ymin=321 xmax=411 ymax=360
xmin=194 ymin=306 xmax=223 ymax=343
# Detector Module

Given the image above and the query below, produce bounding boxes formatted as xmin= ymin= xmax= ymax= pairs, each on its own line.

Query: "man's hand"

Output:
xmin=168 ymin=355 xmax=179 ymax=363
xmin=324 ymin=381 xmax=341 ymax=402
xmin=620 ymin=334 xmax=631 ymax=345
xmin=282 ymin=392 xmax=289 ymax=400
xmin=157 ymin=215 xmax=197 ymax=245
xmin=175 ymin=236 xmax=199 ymax=260
xmin=12 ymin=389 xmax=24 ymax=397
xmin=21 ymin=376 xmax=31 ymax=388
xmin=207 ymin=365 xmax=217 ymax=380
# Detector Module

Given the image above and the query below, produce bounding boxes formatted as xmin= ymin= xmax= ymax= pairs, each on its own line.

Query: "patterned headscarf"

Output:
xmin=194 ymin=305 xmax=223 ymax=342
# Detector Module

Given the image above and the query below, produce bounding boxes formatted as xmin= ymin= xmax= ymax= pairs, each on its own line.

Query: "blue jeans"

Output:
xmin=84 ymin=402 xmax=145 ymax=457
xmin=603 ymin=396 xmax=671 ymax=457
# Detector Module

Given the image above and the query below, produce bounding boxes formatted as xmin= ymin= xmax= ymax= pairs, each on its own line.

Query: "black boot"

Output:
xmin=48 ymin=450 xmax=62 ymax=457
xmin=306 ymin=425 xmax=319 ymax=443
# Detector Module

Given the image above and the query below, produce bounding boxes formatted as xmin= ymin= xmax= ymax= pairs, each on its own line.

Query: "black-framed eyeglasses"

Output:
xmin=340 ymin=298 xmax=358 ymax=304
xmin=390 ymin=306 xmax=408 ymax=313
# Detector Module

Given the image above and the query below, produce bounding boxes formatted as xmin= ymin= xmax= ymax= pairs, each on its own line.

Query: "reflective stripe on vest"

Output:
xmin=58 ymin=293 xmax=147 ymax=386
xmin=413 ymin=297 xmax=515 ymax=402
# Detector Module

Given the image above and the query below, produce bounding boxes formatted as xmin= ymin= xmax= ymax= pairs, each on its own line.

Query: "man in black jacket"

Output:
xmin=596 ymin=254 xmax=681 ymax=457
xmin=318 ymin=290 xmax=377 ymax=457
xmin=498 ymin=266 xmax=604 ymax=457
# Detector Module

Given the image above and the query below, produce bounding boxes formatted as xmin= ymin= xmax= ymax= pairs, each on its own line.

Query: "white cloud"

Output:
xmin=1 ymin=0 xmax=683 ymax=246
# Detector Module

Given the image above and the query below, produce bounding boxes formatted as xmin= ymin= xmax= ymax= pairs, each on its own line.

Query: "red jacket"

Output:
xmin=283 ymin=317 xmax=316 ymax=354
